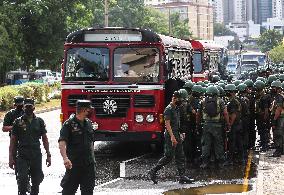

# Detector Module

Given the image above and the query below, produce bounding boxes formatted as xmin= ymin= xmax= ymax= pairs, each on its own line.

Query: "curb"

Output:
xmin=256 ymin=152 xmax=265 ymax=195
xmin=0 ymin=106 xmax=61 ymax=123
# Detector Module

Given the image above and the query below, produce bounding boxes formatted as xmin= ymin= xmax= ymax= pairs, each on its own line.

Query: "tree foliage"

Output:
xmin=214 ymin=23 xmax=236 ymax=36
xmin=257 ymin=29 xmax=283 ymax=53
xmin=0 ymin=0 xmax=190 ymax=83
xmin=269 ymin=44 xmax=284 ymax=64
xmin=170 ymin=12 xmax=192 ymax=39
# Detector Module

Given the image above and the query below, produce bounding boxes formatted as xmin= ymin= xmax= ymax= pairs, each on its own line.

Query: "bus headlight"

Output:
xmin=92 ymin=122 xmax=99 ymax=130
xmin=135 ymin=114 xmax=144 ymax=123
xmin=146 ymin=114 xmax=154 ymax=123
xmin=121 ymin=123 xmax=128 ymax=131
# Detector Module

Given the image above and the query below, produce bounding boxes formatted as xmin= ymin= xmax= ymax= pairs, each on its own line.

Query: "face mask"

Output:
xmin=271 ymin=88 xmax=277 ymax=94
xmin=176 ymin=100 xmax=182 ymax=106
xmin=86 ymin=109 xmax=93 ymax=118
xmin=16 ymin=105 xmax=23 ymax=111
xmin=24 ymin=107 xmax=34 ymax=116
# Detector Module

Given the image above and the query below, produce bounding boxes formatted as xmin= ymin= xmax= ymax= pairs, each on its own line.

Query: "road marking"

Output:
xmin=256 ymin=152 xmax=265 ymax=195
xmin=120 ymin=153 xmax=151 ymax=178
xmin=94 ymin=178 xmax=123 ymax=189
xmin=242 ymin=149 xmax=253 ymax=192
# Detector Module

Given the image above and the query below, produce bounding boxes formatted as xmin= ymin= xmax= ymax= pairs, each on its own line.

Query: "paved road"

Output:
xmin=0 ymin=109 xmax=259 ymax=194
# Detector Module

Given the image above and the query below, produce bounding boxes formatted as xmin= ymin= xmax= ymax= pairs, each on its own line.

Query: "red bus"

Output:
xmin=191 ymin=40 xmax=228 ymax=82
xmin=61 ymin=28 xmax=192 ymax=143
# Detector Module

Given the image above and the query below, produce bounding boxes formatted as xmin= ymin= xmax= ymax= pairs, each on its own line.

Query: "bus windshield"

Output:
xmin=193 ymin=52 xmax=202 ymax=73
xmin=64 ymin=47 xmax=109 ymax=81
xmin=113 ymin=47 xmax=160 ymax=83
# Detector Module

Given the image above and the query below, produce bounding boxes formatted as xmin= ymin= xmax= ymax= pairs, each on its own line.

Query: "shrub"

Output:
xmin=16 ymin=84 xmax=34 ymax=99
xmin=25 ymin=83 xmax=46 ymax=103
xmin=0 ymin=86 xmax=19 ymax=110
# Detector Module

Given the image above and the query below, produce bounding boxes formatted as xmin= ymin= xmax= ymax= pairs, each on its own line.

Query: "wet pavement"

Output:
xmin=1 ymin=109 xmax=284 ymax=194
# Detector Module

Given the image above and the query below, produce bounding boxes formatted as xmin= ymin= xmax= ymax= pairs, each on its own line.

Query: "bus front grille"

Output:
xmin=67 ymin=95 xmax=88 ymax=107
xmin=134 ymin=95 xmax=155 ymax=107
xmin=91 ymin=95 xmax=130 ymax=118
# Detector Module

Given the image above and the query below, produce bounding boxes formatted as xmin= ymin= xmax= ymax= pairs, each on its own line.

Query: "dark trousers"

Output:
xmin=61 ymin=163 xmax=96 ymax=195
xmin=256 ymin=118 xmax=269 ymax=149
xmin=152 ymin=132 xmax=185 ymax=176
xmin=17 ymin=155 xmax=43 ymax=195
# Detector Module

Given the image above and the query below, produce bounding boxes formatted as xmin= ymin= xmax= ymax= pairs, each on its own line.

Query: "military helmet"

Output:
xmin=238 ymin=83 xmax=248 ymax=92
xmin=204 ymin=80 xmax=209 ymax=85
xmin=183 ymin=81 xmax=194 ymax=89
xmin=256 ymin=77 xmax=267 ymax=84
xmin=212 ymin=75 xmax=220 ymax=83
xmin=192 ymin=85 xmax=203 ymax=94
xmin=178 ymin=89 xmax=189 ymax=99
xmin=244 ymin=79 xmax=254 ymax=88
xmin=173 ymin=91 xmax=182 ymax=98
xmin=233 ymin=80 xmax=241 ymax=87
xmin=202 ymin=87 xmax=207 ymax=94
xmin=268 ymin=75 xmax=277 ymax=85
xmin=225 ymin=84 xmax=237 ymax=91
xmin=218 ymin=83 xmax=226 ymax=89
xmin=196 ymin=81 xmax=206 ymax=87
xmin=282 ymin=82 xmax=284 ymax=90
xmin=254 ymin=80 xmax=265 ymax=90
xmin=279 ymin=74 xmax=284 ymax=82
xmin=271 ymin=80 xmax=282 ymax=88
xmin=216 ymin=85 xmax=225 ymax=96
xmin=206 ymin=86 xmax=219 ymax=96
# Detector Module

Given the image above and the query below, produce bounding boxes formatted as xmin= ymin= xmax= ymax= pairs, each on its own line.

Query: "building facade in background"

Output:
xmin=213 ymin=0 xmax=283 ymax=25
xmin=145 ymin=0 xmax=214 ymax=39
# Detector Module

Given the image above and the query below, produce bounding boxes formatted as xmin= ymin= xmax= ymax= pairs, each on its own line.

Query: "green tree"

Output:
xmin=257 ymin=29 xmax=283 ymax=52
xmin=269 ymin=44 xmax=284 ymax=64
xmin=169 ymin=12 xmax=192 ymax=39
xmin=214 ymin=23 xmax=236 ymax=36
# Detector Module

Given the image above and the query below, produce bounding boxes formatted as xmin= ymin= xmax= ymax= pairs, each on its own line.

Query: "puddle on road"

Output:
xmin=163 ymin=184 xmax=252 ymax=195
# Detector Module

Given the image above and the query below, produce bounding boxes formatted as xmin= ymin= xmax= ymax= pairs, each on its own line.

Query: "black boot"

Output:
xmin=148 ymin=168 xmax=158 ymax=184
xmin=30 ymin=185 xmax=39 ymax=195
xmin=179 ymin=175 xmax=194 ymax=184
xmin=269 ymin=150 xmax=281 ymax=157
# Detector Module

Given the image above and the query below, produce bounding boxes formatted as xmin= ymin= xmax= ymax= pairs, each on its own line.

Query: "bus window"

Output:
xmin=193 ymin=52 xmax=202 ymax=73
xmin=64 ymin=47 xmax=109 ymax=81
xmin=113 ymin=47 xmax=159 ymax=83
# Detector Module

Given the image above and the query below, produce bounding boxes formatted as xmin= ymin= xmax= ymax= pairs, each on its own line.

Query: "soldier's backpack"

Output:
xmin=204 ymin=97 xmax=220 ymax=117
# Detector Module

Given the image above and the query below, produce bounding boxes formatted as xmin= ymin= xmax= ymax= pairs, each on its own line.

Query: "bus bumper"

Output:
xmin=94 ymin=131 xmax=162 ymax=142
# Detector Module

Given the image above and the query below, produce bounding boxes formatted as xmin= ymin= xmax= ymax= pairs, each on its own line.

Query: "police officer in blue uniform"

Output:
xmin=9 ymin=98 xmax=51 ymax=195
xmin=59 ymin=100 xmax=96 ymax=195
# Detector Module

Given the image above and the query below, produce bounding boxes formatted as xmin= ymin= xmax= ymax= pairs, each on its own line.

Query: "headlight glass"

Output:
xmin=146 ymin=114 xmax=154 ymax=123
xmin=135 ymin=114 xmax=144 ymax=123
xmin=92 ymin=122 xmax=99 ymax=130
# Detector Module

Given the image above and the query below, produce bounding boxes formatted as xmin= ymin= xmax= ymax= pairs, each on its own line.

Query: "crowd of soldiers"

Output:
xmin=149 ymin=71 xmax=284 ymax=184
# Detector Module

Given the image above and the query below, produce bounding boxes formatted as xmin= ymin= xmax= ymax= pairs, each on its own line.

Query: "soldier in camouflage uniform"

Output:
xmin=254 ymin=80 xmax=270 ymax=152
xmin=149 ymin=91 xmax=194 ymax=184
xmin=197 ymin=86 xmax=230 ymax=168
xmin=269 ymin=81 xmax=284 ymax=157
xmin=225 ymin=84 xmax=244 ymax=164
xmin=244 ymin=79 xmax=256 ymax=149
xmin=238 ymin=84 xmax=250 ymax=155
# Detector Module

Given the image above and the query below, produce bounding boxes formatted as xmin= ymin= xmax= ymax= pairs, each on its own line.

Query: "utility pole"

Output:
xmin=104 ymin=0 xmax=109 ymax=27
